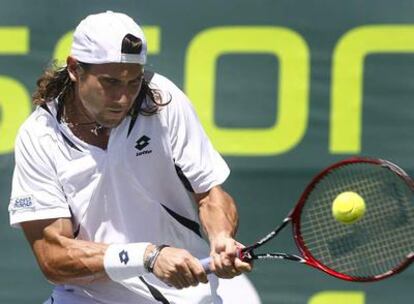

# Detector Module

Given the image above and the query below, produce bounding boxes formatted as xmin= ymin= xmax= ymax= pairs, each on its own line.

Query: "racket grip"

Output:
xmin=200 ymin=249 xmax=246 ymax=274
xmin=200 ymin=257 xmax=212 ymax=274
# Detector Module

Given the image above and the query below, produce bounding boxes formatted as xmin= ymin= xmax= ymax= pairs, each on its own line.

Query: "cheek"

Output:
xmin=130 ymin=81 xmax=144 ymax=100
xmin=110 ymin=84 xmax=142 ymax=108
xmin=78 ymin=81 xmax=107 ymax=113
xmin=129 ymin=84 xmax=142 ymax=101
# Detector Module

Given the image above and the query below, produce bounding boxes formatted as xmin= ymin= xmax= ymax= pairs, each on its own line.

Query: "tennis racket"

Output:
xmin=201 ymin=157 xmax=414 ymax=282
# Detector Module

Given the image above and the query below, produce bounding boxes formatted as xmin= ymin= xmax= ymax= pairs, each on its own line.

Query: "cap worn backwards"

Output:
xmin=71 ymin=11 xmax=147 ymax=65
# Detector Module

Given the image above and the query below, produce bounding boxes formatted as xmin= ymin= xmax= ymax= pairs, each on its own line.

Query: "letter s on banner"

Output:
xmin=0 ymin=27 xmax=31 ymax=155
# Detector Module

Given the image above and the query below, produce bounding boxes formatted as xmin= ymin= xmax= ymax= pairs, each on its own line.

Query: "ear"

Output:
xmin=66 ymin=56 xmax=79 ymax=82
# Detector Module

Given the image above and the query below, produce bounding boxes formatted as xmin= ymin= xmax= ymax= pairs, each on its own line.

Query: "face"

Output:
xmin=69 ymin=58 xmax=144 ymax=128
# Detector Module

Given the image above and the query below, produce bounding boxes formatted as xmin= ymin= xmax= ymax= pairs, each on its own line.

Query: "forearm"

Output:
xmin=23 ymin=218 xmax=151 ymax=285
xmin=197 ymin=186 xmax=239 ymax=242
xmin=35 ymin=228 xmax=109 ymax=284
xmin=196 ymin=186 xmax=253 ymax=277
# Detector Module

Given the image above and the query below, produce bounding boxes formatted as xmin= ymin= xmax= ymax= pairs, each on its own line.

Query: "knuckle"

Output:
xmin=176 ymin=260 xmax=187 ymax=270
xmin=163 ymin=272 xmax=173 ymax=281
xmin=194 ymin=269 xmax=204 ymax=277
xmin=183 ymin=255 xmax=191 ymax=264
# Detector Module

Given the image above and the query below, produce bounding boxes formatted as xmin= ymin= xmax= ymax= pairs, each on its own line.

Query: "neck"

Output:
xmin=62 ymin=97 xmax=110 ymax=149
xmin=64 ymin=95 xmax=95 ymax=124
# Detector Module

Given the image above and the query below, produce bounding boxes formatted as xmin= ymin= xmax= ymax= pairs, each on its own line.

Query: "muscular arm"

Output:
xmin=194 ymin=185 xmax=252 ymax=277
xmin=195 ymin=185 xmax=238 ymax=242
xmin=19 ymin=186 xmax=247 ymax=288
xmin=21 ymin=218 xmax=109 ymax=285
xmin=150 ymin=185 xmax=250 ymax=287
xmin=21 ymin=218 xmax=207 ymax=289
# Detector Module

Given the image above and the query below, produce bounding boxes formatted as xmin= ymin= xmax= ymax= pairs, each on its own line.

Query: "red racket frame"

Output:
xmin=291 ymin=157 xmax=414 ymax=281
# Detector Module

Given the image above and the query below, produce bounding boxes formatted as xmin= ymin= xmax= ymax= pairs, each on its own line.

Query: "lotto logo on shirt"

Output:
xmin=12 ymin=196 xmax=34 ymax=210
xmin=135 ymin=135 xmax=152 ymax=156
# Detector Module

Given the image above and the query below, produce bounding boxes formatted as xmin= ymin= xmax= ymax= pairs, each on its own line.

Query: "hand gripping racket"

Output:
xmin=201 ymin=158 xmax=414 ymax=282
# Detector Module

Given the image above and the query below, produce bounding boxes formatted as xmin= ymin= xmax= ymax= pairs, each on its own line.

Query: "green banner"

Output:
xmin=1 ymin=1 xmax=413 ymax=303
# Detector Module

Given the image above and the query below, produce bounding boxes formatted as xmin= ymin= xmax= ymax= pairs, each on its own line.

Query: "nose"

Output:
xmin=113 ymin=85 xmax=134 ymax=107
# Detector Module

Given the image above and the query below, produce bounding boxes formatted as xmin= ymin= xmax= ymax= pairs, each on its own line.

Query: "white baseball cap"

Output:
xmin=71 ymin=11 xmax=147 ymax=64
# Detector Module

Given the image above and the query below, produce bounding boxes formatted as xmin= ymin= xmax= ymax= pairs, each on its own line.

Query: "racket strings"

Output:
xmin=299 ymin=162 xmax=414 ymax=279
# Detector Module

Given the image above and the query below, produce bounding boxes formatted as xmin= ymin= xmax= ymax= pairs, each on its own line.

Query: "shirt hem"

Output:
xmin=10 ymin=208 xmax=72 ymax=228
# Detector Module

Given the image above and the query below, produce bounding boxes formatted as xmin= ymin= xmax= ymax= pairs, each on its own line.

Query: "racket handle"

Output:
xmin=200 ymin=257 xmax=212 ymax=274
xmin=200 ymin=248 xmax=246 ymax=274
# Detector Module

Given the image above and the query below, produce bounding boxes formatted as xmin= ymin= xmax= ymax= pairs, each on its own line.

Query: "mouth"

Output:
xmin=103 ymin=109 xmax=127 ymax=124
xmin=107 ymin=108 xmax=125 ymax=116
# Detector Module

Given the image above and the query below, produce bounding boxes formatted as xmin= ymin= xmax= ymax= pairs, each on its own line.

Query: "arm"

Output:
xmin=154 ymin=76 xmax=249 ymax=282
xmin=22 ymin=218 xmax=155 ymax=285
xmin=151 ymin=186 xmax=250 ymax=288
xmin=195 ymin=185 xmax=252 ymax=278
xmin=196 ymin=185 xmax=238 ymax=241
xmin=22 ymin=218 xmax=208 ymax=289
xmin=21 ymin=218 xmax=109 ymax=285
xmin=12 ymin=128 xmax=110 ymax=284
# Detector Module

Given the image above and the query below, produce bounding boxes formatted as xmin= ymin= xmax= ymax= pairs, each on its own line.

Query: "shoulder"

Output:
xmin=149 ymin=72 xmax=187 ymax=100
xmin=16 ymin=103 xmax=60 ymax=150
xmin=143 ymin=72 xmax=201 ymax=127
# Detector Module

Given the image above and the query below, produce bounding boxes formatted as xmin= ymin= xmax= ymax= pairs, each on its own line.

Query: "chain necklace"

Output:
xmin=60 ymin=99 xmax=106 ymax=136
xmin=58 ymin=98 xmax=109 ymax=150
xmin=63 ymin=118 xmax=105 ymax=136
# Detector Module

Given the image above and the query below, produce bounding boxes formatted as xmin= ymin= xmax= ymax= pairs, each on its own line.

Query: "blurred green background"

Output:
xmin=1 ymin=1 xmax=414 ymax=303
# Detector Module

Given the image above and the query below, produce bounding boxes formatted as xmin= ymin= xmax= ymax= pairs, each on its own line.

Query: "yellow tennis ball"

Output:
xmin=332 ymin=191 xmax=366 ymax=224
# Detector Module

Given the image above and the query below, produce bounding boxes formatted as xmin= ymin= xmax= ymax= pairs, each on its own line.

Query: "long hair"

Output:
xmin=32 ymin=62 xmax=167 ymax=117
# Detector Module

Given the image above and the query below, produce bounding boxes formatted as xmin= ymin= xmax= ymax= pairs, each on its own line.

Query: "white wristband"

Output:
xmin=103 ymin=243 xmax=150 ymax=282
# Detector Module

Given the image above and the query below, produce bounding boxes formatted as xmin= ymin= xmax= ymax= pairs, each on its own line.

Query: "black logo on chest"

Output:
xmin=135 ymin=135 xmax=152 ymax=156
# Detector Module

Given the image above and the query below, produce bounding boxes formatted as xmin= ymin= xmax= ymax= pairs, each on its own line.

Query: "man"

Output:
xmin=9 ymin=11 xmax=260 ymax=304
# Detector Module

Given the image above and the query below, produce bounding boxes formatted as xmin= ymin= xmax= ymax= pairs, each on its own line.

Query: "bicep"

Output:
xmin=194 ymin=186 xmax=234 ymax=207
xmin=194 ymin=186 xmax=239 ymax=240
xmin=21 ymin=217 xmax=74 ymax=251
xmin=21 ymin=218 xmax=75 ymax=277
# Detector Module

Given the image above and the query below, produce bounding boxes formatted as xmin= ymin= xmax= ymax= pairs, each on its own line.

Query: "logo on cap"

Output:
xmin=122 ymin=34 xmax=143 ymax=54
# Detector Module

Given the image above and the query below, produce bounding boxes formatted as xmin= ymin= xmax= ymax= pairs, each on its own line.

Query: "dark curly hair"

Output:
xmin=32 ymin=61 xmax=168 ymax=120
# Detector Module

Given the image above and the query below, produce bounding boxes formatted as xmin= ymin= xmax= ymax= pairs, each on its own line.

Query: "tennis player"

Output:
xmin=8 ymin=11 xmax=260 ymax=304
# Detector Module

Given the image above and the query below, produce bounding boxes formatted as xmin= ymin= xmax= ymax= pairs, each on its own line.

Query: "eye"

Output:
xmin=103 ymin=78 xmax=121 ymax=86
xmin=129 ymin=77 xmax=143 ymax=87
xmin=109 ymin=79 xmax=120 ymax=85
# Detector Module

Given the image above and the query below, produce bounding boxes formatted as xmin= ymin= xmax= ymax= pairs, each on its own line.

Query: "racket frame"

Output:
xmin=241 ymin=157 xmax=414 ymax=282
xmin=292 ymin=157 xmax=414 ymax=281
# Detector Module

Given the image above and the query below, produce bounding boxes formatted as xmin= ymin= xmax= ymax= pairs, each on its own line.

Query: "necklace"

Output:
xmin=59 ymin=97 xmax=111 ymax=140
xmin=62 ymin=117 xmax=105 ymax=135
xmin=91 ymin=124 xmax=104 ymax=136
